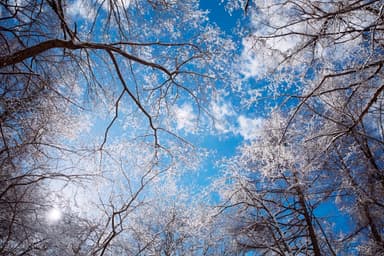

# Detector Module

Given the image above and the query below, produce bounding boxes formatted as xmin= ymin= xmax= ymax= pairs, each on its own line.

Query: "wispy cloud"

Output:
xmin=66 ymin=0 xmax=97 ymax=21
xmin=210 ymin=97 xmax=235 ymax=133
xmin=237 ymin=115 xmax=263 ymax=140
xmin=173 ymin=103 xmax=197 ymax=132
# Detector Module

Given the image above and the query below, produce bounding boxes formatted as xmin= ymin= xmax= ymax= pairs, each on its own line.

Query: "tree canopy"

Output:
xmin=1 ymin=0 xmax=383 ymax=255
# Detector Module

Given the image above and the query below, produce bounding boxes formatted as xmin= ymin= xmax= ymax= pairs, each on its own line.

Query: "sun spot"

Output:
xmin=46 ymin=208 xmax=62 ymax=223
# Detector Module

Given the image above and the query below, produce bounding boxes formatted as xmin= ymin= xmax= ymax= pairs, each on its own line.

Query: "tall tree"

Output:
xmin=0 ymin=0 xmax=234 ymax=254
xmin=217 ymin=0 xmax=384 ymax=255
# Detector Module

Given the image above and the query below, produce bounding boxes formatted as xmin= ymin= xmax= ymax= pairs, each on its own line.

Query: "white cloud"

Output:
xmin=237 ymin=115 xmax=263 ymax=140
xmin=66 ymin=0 xmax=96 ymax=21
xmin=210 ymin=98 xmax=235 ymax=133
xmin=239 ymin=1 xmax=370 ymax=79
xmin=238 ymin=2 xmax=314 ymax=79
xmin=239 ymin=36 xmax=288 ymax=79
xmin=239 ymin=37 xmax=266 ymax=79
xmin=173 ymin=103 xmax=197 ymax=132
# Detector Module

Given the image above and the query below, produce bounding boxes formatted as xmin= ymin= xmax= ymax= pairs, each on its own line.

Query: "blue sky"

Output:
xmin=59 ymin=1 xmax=284 ymax=212
xmin=200 ymin=1 xmax=242 ymax=32
xmin=168 ymin=1 xmax=250 ymax=189
xmin=65 ymin=0 xmax=260 ymax=206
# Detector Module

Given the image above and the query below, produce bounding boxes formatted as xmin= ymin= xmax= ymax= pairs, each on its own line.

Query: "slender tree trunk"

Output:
xmin=292 ymin=172 xmax=321 ymax=256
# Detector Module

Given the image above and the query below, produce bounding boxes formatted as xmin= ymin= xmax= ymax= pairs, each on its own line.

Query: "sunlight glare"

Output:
xmin=46 ymin=208 xmax=62 ymax=223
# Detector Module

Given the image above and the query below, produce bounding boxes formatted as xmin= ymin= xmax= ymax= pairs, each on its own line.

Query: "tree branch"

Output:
xmin=0 ymin=39 xmax=173 ymax=76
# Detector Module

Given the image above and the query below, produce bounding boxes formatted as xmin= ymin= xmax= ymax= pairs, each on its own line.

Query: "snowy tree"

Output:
xmin=216 ymin=113 xmax=336 ymax=255
xmin=0 ymin=0 xmax=235 ymax=255
xmin=217 ymin=0 xmax=384 ymax=255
